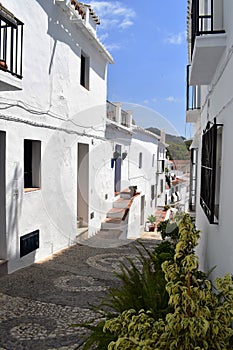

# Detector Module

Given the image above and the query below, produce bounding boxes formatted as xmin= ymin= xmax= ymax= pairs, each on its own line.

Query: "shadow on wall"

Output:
xmin=6 ymin=163 xmax=23 ymax=261
xmin=36 ymin=0 xmax=106 ymax=79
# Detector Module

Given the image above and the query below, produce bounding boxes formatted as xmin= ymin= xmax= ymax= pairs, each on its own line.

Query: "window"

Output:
xmin=0 ymin=4 xmax=24 ymax=78
xmin=151 ymin=185 xmax=155 ymax=200
xmin=80 ymin=51 xmax=90 ymax=89
xmin=160 ymin=179 xmax=164 ymax=194
xmin=139 ymin=152 xmax=142 ymax=169
xmin=157 ymin=159 xmax=165 ymax=173
xmin=24 ymin=140 xmax=41 ymax=190
xmin=152 ymin=154 xmax=155 ymax=167
xmin=200 ymin=121 xmax=222 ymax=223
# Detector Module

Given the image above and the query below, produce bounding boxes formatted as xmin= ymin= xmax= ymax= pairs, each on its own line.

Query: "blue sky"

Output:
xmin=90 ymin=0 xmax=188 ymax=137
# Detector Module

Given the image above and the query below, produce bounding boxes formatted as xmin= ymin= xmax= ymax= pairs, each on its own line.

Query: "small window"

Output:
xmin=160 ymin=179 xmax=164 ymax=194
xmin=151 ymin=185 xmax=155 ymax=200
xmin=139 ymin=152 xmax=142 ymax=169
xmin=24 ymin=140 xmax=41 ymax=190
xmin=80 ymin=51 xmax=90 ymax=90
xmin=152 ymin=154 xmax=155 ymax=167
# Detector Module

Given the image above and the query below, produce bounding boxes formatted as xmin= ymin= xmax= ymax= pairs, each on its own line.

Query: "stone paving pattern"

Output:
xmin=0 ymin=236 xmax=160 ymax=350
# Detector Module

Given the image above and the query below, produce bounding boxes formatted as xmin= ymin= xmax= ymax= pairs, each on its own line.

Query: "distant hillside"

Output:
xmin=146 ymin=127 xmax=186 ymax=144
xmin=146 ymin=127 xmax=190 ymax=160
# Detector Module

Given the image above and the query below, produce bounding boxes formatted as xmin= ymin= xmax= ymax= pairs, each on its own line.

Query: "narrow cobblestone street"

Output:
xmin=0 ymin=237 xmax=160 ymax=350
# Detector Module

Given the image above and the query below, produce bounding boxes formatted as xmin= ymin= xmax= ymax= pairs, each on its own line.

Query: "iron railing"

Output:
xmin=0 ymin=5 xmax=24 ymax=79
xmin=191 ymin=0 xmax=225 ymax=57
xmin=189 ymin=148 xmax=198 ymax=211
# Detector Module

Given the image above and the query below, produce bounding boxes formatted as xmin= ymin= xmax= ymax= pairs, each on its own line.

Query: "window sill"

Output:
xmin=24 ymin=188 xmax=41 ymax=193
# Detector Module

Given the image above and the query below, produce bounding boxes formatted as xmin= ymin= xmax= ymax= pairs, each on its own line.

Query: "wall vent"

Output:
xmin=20 ymin=230 xmax=39 ymax=257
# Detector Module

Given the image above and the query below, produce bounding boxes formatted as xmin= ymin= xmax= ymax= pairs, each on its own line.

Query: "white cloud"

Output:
xmin=89 ymin=1 xmax=136 ymax=30
xmin=165 ymin=96 xmax=179 ymax=103
xmin=165 ymin=31 xmax=186 ymax=45
xmin=104 ymin=42 xmax=122 ymax=51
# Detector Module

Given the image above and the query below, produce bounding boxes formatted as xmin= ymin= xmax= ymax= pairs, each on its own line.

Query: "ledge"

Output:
xmin=0 ymin=70 xmax=22 ymax=91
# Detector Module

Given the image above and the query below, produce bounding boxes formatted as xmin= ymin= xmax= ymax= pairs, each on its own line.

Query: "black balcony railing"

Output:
xmin=186 ymin=65 xmax=201 ymax=111
xmin=191 ymin=0 xmax=225 ymax=57
xmin=0 ymin=5 xmax=24 ymax=79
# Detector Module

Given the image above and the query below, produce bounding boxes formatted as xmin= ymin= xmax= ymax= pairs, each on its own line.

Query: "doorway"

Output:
xmin=77 ymin=143 xmax=89 ymax=228
xmin=0 ymin=131 xmax=6 ymax=259
xmin=140 ymin=195 xmax=145 ymax=226
xmin=114 ymin=144 xmax=121 ymax=193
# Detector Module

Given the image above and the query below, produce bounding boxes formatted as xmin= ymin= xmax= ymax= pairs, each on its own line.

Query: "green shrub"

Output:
xmin=79 ymin=241 xmax=174 ymax=349
xmin=104 ymin=214 xmax=233 ymax=350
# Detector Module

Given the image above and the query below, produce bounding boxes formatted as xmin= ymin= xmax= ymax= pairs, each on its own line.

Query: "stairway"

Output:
xmin=77 ymin=189 xmax=138 ymax=247
xmin=99 ymin=189 xmax=133 ymax=238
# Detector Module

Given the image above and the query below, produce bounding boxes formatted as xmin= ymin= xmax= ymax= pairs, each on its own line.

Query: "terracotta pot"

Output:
xmin=0 ymin=60 xmax=7 ymax=69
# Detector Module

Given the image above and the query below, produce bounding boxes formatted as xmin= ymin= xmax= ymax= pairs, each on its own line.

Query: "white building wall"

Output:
xmin=0 ymin=0 xmax=112 ymax=272
xmin=189 ymin=0 xmax=233 ymax=279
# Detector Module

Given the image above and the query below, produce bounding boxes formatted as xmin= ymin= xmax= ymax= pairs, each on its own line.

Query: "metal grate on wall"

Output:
xmin=20 ymin=230 xmax=39 ymax=258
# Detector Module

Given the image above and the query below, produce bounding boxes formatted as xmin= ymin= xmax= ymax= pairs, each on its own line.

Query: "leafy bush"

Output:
xmin=104 ymin=214 xmax=233 ymax=350
xmin=79 ymin=241 xmax=175 ymax=349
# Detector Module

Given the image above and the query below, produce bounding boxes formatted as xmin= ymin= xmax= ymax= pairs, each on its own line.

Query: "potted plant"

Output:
xmin=146 ymin=214 xmax=156 ymax=232
xmin=129 ymin=185 xmax=137 ymax=197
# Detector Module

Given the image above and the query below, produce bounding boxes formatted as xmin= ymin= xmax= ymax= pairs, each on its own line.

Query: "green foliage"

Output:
xmin=146 ymin=214 xmax=156 ymax=224
xmin=102 ymin=243 xmax=172 ymax=320
xmin=79 ymin=241 xmax=174 ymax=349
xmin=105 ymin=214 xmax=233 ymax=350
xmin=157 ymin=219 xmax=179 ymax=242
xmin=167 ymin=142 xmax=190 ymax=160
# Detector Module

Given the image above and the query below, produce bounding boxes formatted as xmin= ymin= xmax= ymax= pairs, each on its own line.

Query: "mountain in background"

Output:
xmin=146 ymin=127 xmax=190 ymax=160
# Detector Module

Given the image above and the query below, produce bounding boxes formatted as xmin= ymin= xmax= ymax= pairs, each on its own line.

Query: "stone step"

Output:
xmin=113 ymin=198 xmax=131 ymax=209
xmin=0 ymin=260 xmax=8 ymax=277
xmin=97 ymin=229 xmax=123 ymax=239
xmin=107 ymin=208 xmax=126 ymax=219
xmin=101 ymin=218 xmax=122 ymax=230
xmin=120 ymin=191 xmax=132 ymax=199
xmin=76 ymin=227 xmax=88 ymax=244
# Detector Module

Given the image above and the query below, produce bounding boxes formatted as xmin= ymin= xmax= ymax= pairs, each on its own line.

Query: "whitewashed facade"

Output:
xmin=0 ymin=0 xmax=113 ymax=273
xmin=104 ymin=102 xmax=165 ymax=238
xmin=186 ymin=0 xmax=233 ymax=278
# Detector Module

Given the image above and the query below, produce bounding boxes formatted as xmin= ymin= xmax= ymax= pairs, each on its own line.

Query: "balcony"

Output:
xmin=0 ymin=4 xmax=24 ymax=91
xmin=189 ymin=0 xmax=226 ymax=85
xmin=186 ymin=65 xmax=201 ymax=123
xmin=106 ymin=101 xmax=132 ymax=128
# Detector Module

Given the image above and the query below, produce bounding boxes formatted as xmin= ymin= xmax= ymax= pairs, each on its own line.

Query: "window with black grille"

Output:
xmin=200 ymin=121 xmax=222 ymax=224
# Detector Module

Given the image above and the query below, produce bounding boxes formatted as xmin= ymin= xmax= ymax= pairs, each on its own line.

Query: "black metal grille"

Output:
xmin=200 ymin=121 xmax=217 ymax=223
xmin=191 ymin=0 xmax=225 ymax=57
xmin=0 ymin=5 xmax=24 ymax=78
xmin=189 ymin=148 xmax=198 ymax=211
xmin=20 ymin=230 xmax=39 ymax=257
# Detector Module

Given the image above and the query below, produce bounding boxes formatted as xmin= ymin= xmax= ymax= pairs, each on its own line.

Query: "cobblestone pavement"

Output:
xmin=0 ymin=236 xmax=160 ymax=350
